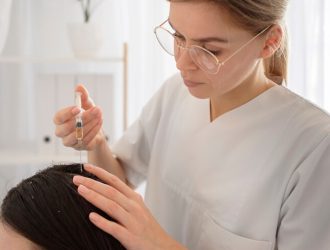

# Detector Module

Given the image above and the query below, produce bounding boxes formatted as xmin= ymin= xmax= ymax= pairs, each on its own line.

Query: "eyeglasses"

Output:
xmin=154 ymin=20 xmax=271 ymax=75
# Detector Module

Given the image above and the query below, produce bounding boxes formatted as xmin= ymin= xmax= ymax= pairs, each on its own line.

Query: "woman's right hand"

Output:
xmin=53 ymin=84 xmax=105 ymax=151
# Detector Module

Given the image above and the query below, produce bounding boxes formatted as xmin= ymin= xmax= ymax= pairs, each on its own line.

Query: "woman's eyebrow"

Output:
xmin=168 ymin=20 xmax=229 ymax=43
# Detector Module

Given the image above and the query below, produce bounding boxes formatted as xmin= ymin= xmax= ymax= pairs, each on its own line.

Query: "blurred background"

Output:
xmin=0 ymin=0 xmax=329 ymax=200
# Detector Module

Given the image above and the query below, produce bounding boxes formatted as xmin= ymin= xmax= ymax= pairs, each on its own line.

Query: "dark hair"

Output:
xmin=0 ymin=164 xmax=125 ymax=250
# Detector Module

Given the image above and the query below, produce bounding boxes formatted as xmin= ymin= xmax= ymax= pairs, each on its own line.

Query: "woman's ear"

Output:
xmin=260 ymin=24 xmax=283 ymax=59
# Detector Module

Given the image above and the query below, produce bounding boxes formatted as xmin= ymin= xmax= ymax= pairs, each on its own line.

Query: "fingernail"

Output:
xmin=89 ymin=212 xmax=100 ymax=223
xmin=73 ymin=175 xmax=84 ymax=184
xmin=78 ymin=185 xmax=89 ymax=194
xmin=84 ymin=164 xmax=93 ymax=171
xmin=72 ymin=107 xmax=80 ymax=115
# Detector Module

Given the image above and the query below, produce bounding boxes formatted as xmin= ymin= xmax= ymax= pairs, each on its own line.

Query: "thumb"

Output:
xmin=75 ymin=84 xmax=95 ymax=110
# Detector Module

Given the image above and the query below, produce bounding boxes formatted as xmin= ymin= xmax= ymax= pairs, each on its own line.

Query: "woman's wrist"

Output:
xmin=87 ymin=131 xmax=109 ymax=165
xmin=94 ymin=132 xmax=108 ymax=152
xmin=160 ymin=233 xmax=188 ymax=250
xmin=167 ymin=242 xmax=188 ymax=250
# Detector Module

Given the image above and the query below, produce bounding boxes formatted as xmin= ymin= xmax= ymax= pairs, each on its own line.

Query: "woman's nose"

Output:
xmin=175 ymin=48 xmax=199 ymax=72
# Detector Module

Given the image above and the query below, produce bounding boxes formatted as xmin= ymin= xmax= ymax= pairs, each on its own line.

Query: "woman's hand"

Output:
xmin=73 ymin=164 xmax=187 ymax=250
xmin=53 ymin=84 xmax=105 ymax=151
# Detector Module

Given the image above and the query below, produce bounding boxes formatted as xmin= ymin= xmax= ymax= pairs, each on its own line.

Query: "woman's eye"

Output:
xmin=204 ymin=45 xmax=222 ymax=56
xmin=173 ymin=33 xmax=185 ymax=46
xmin=174 ymin=33 xmax=184 ymax=40
xmin=207 ymin=49 xmax=221 ymax=56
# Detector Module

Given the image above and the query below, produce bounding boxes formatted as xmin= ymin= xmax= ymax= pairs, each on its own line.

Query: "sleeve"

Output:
xmin=112 ymin=75 xmax=180 ymax=188
xmin=277 ymin=134 xmax=330 ymax=250
xmin=111 ymin=117 xmax=150 ymax=188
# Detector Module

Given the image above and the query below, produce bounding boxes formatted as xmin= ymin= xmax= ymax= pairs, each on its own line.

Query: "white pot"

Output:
xmin=0 ymin=0 xmax=13 ymax=54
xmin=67 ymin=22 xmax=105 ymax=58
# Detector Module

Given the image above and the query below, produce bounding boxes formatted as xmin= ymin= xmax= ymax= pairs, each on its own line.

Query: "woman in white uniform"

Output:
xmin=54 ymin=0 xmax=330 ymax=249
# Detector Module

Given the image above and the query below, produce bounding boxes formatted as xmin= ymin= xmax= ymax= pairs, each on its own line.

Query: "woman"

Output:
xmin=54 ymin=0 xmax=330 ymax=249
xmin=0 ymin=164 xmax=125 ymax=250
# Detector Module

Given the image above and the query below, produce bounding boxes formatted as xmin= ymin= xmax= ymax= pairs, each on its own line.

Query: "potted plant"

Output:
xmin=68 ymin=0 xmax=105 ymax=58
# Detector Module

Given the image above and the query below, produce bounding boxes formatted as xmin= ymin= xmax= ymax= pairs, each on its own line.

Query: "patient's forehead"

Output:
xmin=0 ymin=222 xmax=40 ymax=250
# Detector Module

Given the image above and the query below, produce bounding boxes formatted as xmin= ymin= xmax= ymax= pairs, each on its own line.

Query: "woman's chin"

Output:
xmin=186 ymin=87 xmax=210 ymax=99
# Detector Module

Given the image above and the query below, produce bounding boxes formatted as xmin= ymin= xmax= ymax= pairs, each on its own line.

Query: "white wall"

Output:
xmin=0 ymin=0 xmax=127 ymax=150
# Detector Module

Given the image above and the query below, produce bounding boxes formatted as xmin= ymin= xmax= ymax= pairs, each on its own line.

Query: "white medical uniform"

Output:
xmin=113 ymin=74 xmax=330 ymax=250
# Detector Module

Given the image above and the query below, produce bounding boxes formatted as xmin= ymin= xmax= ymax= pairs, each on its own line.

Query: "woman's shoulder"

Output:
xmin=275 ymin=85 xmax=330 ymax=136
xmin=277 ymin=85 xmax=330 ymax=119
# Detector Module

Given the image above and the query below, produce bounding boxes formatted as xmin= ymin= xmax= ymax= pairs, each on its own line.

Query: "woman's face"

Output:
xmin=0 ymin=222 xmax=40 ymax=250
xmin=169 ymin=1 xmax=266 ymax=99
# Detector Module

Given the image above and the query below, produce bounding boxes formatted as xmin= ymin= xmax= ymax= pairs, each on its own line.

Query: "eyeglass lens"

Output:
xmin=155 ymin=27 xmax=220 ymax=74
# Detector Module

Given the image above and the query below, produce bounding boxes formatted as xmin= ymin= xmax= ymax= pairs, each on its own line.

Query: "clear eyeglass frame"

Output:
xmin=154 ymin=19 xmax=271 ymax=75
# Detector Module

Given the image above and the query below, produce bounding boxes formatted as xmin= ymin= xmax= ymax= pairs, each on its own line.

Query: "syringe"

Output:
xmin=75 ymin=92 xmax=83 ymax=169
xmin=75 ymin=92 xmax=83 ymax=142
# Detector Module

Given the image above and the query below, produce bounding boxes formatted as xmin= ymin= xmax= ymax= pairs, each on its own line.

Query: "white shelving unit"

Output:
xmin=0 ymin=43 xmax=128 ymax=165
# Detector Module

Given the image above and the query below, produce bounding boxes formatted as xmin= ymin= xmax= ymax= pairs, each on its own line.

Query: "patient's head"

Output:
xmin=0 ymin=164 xmax=125 ymax=250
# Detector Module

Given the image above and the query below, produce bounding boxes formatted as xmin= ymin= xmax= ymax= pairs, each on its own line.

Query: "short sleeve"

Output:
xmin=277 ymin=134 xmax=330 ymax=250
xmin=112 ymin=75 xmax=180 ymax=187
xmin=112 ymin=117 xmax=149 ymax=188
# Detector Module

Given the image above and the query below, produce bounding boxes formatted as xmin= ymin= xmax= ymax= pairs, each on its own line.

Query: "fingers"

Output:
xmin=75 ymin=84 xmax=95 ymax=110
xmin=89 ymin=213 xmax=133 ymax=249
xmin=61 ymin=116 xmax=102 ymax=149
xmin=74 ymin=166 xmax=176 ymax=250
xmin=53 ymin=106 xmax=79 ymax=125
xmin=83 ymin=164 xmax=137 ymax=200
xmin=54 ymin=85 xmax=94 ymax=126
xmin=77 ymin=184 xmax=131 ymax=228
xmin=61 ymin=130 xmax=77 ymax=147
xmin=73 ymin=175 xmax=133 ymax=212
xmin=83 ymin=120 xmax=103 ymax=149
xmin=55 ymin=106 xmax=102 ymax=138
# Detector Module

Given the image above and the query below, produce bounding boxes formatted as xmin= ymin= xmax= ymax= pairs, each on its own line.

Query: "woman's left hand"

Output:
xmin=73 ymin=164 xmax=186 ymax=250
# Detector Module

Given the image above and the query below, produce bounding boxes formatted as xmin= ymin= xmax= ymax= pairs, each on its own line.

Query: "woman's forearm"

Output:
xmin=88 ymin=138 xmax=127 ymax=183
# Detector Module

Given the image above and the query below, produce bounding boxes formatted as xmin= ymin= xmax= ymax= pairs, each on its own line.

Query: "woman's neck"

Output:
xmin=210 ymin=70 xmax=276 ymax=121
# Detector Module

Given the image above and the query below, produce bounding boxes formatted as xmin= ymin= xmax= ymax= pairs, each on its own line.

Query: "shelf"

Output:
xmin=0 ymin=56 xmax=124 ymax=64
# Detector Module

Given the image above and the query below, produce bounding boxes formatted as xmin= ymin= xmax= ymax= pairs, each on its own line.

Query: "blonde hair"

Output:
xmin=168 ymin=0 xmax=289 ymax=85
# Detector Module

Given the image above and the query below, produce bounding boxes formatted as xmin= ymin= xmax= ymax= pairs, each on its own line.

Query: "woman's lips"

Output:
xmin=183 ymin=79 xmax=203 ymax=88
